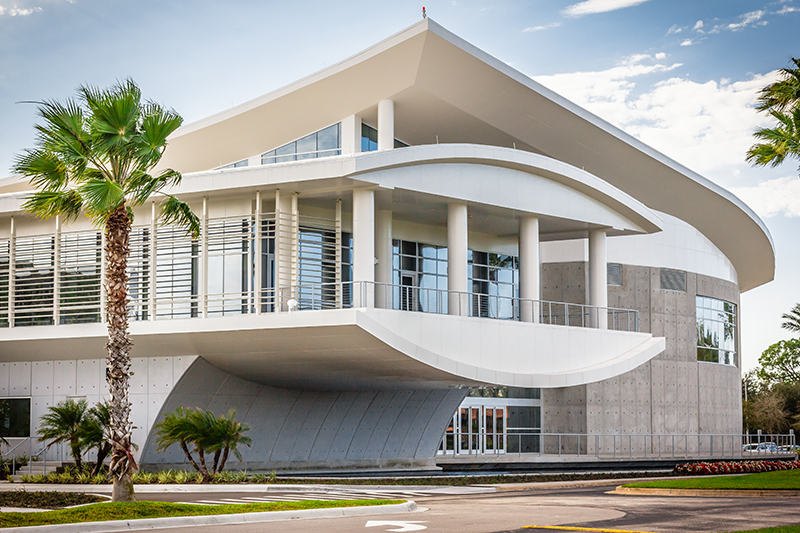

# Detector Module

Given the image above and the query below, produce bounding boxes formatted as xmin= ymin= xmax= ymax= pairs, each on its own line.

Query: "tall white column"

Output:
xmin=588 ymin=229 xmax=608 ymax=329
xmin=353 ymin=189 xmax=375 ymax=307
xmin=341 ymin=114 xmax=362 ymax=155
xmin=375 ymin=209 xmax=393 ymax=309
xmin=377 ymin=99 xmax=394 ymax=151
xmin=519 ymin=216 xmax=540 ymax=323
xmin=447 ymin=203 xmax=468 ymax=316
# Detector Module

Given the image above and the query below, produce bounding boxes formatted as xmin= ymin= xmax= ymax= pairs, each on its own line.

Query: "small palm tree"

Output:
xmin=783 ymin=303 xmax=800 ymax=334
xmin=38 ymin=399 xmax=89 ymax=472
xmin=79 ymin=402 xmax=113 ymax=477
xmin=13 ymin=79 xmax=199 ymax=501
xmin=153 ymin=407 xmax=251 ymax=482
xmin=207 ymin=410 xmax=252 ymax=474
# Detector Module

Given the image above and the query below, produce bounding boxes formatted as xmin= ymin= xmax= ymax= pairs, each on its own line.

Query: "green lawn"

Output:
xmin=0 ymin=499 xmax=403 ymax=528
xmin=623 ymin=468 xmax=800 ymax=490
xmin=731 ymin=526 xmax=800 ymax=533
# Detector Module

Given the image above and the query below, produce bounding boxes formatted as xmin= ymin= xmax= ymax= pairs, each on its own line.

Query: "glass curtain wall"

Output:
xmin=207 ymin=217 xmax=252 ymax=316
xmin=697 ymin=296 xmax=737 ymax=365
xmin=297 ymin=216 xmax=338 ymax=309
xmin=469 ymin=251 xmax=518 ymax=320
xmin=392 ymin=240 xmax=448 ymax=313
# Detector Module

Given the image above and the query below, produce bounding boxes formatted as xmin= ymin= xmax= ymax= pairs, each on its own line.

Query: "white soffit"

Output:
xmin=160 ymin=18 xmax=774 ymax=292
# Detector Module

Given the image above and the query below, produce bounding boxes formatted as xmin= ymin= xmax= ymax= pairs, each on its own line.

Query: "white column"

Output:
xmin=377 ymin=99 xmax=394 ymax=151
xmin=352 ymin=189 xmax=375 ymax=307
xmin=588 ymin=229 xmax=608 ymax=329
xmin=201 ymin=197 xmax=209 ymax=319
xmin=53 ymin=216 xmax=61 ymax=325
xmin=341 ymin=114 xmax=362 ymax=155
xmin=519 ymin=216 xmax=540 ymax=323
xmin=149 ymin=201 xmax=157 ymax=321
xmin=8 ymin=216 xmax=14 ymax=328
xmin=375 ymin=209 xmax=393 ymax=309
xmin=447 ymin=203 xmax=468 ymax=316
xmin=254 ymin=191 xmax=262 ymax=315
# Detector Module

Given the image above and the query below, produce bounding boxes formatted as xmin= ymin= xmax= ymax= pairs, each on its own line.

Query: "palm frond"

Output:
xmin=136 ymin=103 xmax=183 ymax=170
xmin=12 ymin=149 xmax=69 ymax=192
xmin=22 ymin=190 xmax=83 ymax=223
xmin=160 ymin=195 xmax=200 ymax=238
xmin=79 ymin=178 xmax=125 ymax=222
xmin=756 ymin=58 xmax=800 ymax=112
xmin=124 ymin=169 xmax=182 ymax=207
xmin=782 ymin=303 xmax=800 ymax=333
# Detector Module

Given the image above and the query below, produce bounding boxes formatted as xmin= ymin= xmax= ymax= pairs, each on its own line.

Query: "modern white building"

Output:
xmin=0 ymin=19 xmax=774 ymax=471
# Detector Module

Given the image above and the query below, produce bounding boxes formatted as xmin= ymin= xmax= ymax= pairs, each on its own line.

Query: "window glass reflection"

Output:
xmin=696 ymin=295 xmax=737 ymax=366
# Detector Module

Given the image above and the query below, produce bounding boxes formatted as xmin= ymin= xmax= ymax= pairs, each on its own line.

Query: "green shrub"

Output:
xmin=156 ymin=470 xmax=176 ymax=484
xmin=132 ymin=471 xmax=156 ymax=484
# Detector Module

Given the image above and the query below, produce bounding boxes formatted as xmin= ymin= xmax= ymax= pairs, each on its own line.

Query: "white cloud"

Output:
xmin=726 ymin=10 xmax=767 ymax=31
xmin=692 ymin=20 xmax=704 ymax=31
xmin=731 ymin=177 xmax=800 ymax=218
xmin=533 ymin=58 xmax=779 ymax=182
xmin=562 ymin=0 xmax=650 ymax=17
xmin=667 ymin=24 xmax=683 ymax=34
xmin=680 ymin=39 xmax=694 ymax=46
xmin=0 ymin=4 xmax=42 ymax=15
xmin=654 ymin=52 xmax=666 ymax=59
xmin=775 ymin=5 xmax=799 ymax=14
xmin=523 ymin=22 xmax=561 ymax=32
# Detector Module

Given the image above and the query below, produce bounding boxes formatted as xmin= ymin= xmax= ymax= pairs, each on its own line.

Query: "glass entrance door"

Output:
xmin=440 ymin=405 xmax=507 ymax=455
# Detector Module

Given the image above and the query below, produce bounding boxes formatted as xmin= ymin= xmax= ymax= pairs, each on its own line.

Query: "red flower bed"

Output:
xmin=673 ymin=460 xmax=800 ymax=475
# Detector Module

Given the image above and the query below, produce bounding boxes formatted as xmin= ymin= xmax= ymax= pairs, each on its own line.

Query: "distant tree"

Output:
xmin=38 ymin=399 xmax=89 ymax=471
xmin=751 ymin=391 xmax=789 ymax=434
xmin=782 ymin=303 xmax=800 ymax=333
xmin=747 ymin=57 xmax=800 ymax=172
xmin=757 ymin=339 xmax=800 ymax=386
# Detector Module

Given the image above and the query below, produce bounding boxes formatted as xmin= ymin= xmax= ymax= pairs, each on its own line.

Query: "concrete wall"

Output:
xmin=139 ymin=358 xmax=469 ymax=472
xmin=542 ymin=262 xmax=742 ymax=454
xmin=0 ymin=355 xmax=195 ymax=462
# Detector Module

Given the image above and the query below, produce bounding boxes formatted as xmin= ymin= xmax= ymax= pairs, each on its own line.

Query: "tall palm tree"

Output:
xmin=756 ymin=58 xmax=800 ymax=113
xmin=79 ymin=402 xmax=113 ymax=477
xmin=783 ymin=303 xmax=800 ymax=334
xmin=748 ymin=57 xmax=800 ymax=171
xmin=13 ymin=79 xmax=199 ymax=501
xmin=38 ymin=399 xmax=89 ymax=472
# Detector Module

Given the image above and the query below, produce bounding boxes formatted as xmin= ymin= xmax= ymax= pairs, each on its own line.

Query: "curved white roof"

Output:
xmin=160 ymin=19 xmax=773 ymax=292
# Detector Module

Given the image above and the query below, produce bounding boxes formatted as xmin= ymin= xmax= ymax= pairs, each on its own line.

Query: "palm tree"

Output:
xmin=13 ymin=79 xmax=199 ymax=501
xmin=207 ymin=410 xmax=251 ymax=473
xmin=783 ymin=303 xmax=800 ymax=334
xmin=756 ymin=58 xmax=800 ymax=113
xmin=38 ymin=399 xmax=89 ymax=472
xmin=79 ymin=402 xmax=113 ymax=477
xmin=153 ymin=407 xmax=251 ymax=482
xmin=748 ymin=57 xmax=800 ymax=171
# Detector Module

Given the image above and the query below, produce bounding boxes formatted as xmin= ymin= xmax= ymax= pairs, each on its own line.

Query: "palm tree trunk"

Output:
xmin=104 ymin=204 xmax=136 ymax=502
xmin=179 ymin=441 xmax=203 ymax=474
xmin=197 ymin=448 xmax=211 ymax=482
xmin=92 ymin=444 xmax=111 ymax=477
xmin=211 ymin=450 xmax=221 ymax=475
xmin=217 ymin=447 xmax=230 ymax=473
xmin=71 ymin=439 xmax=83 ymax=473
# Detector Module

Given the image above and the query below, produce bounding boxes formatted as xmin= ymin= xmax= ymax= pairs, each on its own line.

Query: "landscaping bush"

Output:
xmin=0 ymin=490 xmax=105 ymax=509
xmin=673 ymin=460 xmax=800 ymax=475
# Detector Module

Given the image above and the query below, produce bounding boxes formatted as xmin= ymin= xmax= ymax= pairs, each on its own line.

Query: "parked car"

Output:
xmin=742 ymin=442 xmax=778 ymax=453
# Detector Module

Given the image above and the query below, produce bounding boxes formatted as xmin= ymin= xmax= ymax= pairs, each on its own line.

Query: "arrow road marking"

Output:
xmin=365 ymin=520 xmax=429 ymax=531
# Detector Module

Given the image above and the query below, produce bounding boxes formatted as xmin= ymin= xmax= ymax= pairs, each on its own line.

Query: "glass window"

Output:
xmin=696 ymin=295 xmax=737 ymax=366
xmin=275 ymin=143 xmax=296 ymax=163
xmin=0 ymin=398 xmax=30 ymax=438
xmin=295 ymin=133 xmax=317 ymax=161
xmin=362 ymin=124 xmax=378 ymax=152
xmin=262 ymin=123 xmax=342 ymax=165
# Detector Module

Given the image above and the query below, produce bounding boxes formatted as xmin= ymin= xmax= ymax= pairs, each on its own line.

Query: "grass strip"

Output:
xmin=623 ymin=469 xmax=800 ymax=491
xmin=0 ymin=499 xmax=403 ymax=528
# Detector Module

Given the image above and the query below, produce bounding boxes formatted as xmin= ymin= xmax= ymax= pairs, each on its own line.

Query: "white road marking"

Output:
xmin=365 ymin=521 xmax=428 ymax=532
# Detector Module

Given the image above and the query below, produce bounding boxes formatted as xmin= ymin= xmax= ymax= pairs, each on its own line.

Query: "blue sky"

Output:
xmin=1 ymin=0 xmax=798 ymax=371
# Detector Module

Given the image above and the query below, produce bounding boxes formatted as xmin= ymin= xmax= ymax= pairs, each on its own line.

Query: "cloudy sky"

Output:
xmin=1 ymin=0 xmax=798 ymax=371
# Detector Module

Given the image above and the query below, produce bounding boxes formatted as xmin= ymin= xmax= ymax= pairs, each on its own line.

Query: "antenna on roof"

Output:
xmin=422 ymin=6 xmax=427 ymax=18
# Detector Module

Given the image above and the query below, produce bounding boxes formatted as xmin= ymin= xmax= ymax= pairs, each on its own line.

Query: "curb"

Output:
xmin=0 ymin=501 xmax=418 ymax=533
xmin=0 ymin=483 xmax=493 ymax=494
xmin=613 ymin=487 xmax=800 ymax=498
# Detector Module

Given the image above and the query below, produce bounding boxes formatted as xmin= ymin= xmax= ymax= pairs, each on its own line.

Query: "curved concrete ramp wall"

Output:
xmin=139 ymin=358 xmax=468 ymax=471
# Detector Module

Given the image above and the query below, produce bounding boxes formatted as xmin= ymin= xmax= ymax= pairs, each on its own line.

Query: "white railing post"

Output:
xmin=53 ymin=216 xmax=61 ymax=325
xmin=149 ymin=202 xmax=157 ymax=321
xmin=254 ymin=191 xmax=262 ymax=315
xmin=8 ymin=216 xmax=15 ymax=328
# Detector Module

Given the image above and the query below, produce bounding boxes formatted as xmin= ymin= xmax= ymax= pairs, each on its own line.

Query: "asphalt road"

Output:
xmin=130 ymin=485 xmax=800 ymax=533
